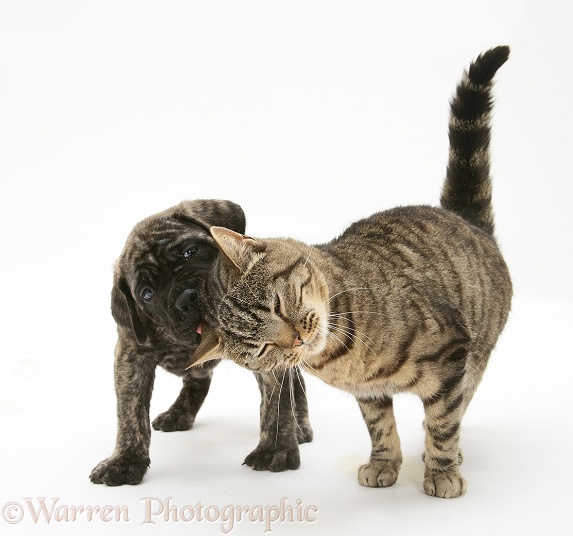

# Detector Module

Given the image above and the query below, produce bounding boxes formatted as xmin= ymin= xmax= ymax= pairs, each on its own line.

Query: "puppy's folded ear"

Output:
xmin=174 ymin=200 xmax=246 ymax=235
xmin=111 ymin=277 xmax=148 ymax=345
xmin=219 ymin=200 xmax=246 ymax=234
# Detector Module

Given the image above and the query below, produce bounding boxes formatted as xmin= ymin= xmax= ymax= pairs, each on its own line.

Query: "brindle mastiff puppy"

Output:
xmin=90 ymin=199 xmax=312 ymax=486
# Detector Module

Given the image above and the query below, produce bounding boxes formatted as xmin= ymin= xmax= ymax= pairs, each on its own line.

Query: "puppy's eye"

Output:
xmin=183 ymin=246 xmax=199 ymax=259
xmin=141 ymin=288 xmax=156 ymax=302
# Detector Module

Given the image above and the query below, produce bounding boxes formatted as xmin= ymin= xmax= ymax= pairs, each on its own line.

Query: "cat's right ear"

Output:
xmin=210 ymin=226 xmax=264 ymax=273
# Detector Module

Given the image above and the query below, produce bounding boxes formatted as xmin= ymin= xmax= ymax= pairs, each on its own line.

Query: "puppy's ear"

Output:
xmin=175 ymin=200 xmax=246 ymax=235
xmin=217 ymin=200 xmax=246 ymax=234
xmin=111 ymin=277 xmax=148 ymax=344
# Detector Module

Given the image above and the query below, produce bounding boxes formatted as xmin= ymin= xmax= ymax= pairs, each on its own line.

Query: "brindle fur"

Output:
xmin=90 ymin=200 xmax=312 ymax=486
xmin=191 ymin=47 xmax=512 ymax=498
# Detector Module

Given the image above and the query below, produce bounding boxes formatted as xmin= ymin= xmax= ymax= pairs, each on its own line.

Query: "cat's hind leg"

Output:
xmin=422 ymin=347 xmax=468 ymax=498
xmin=356 ymin=396 xmax=403 ymax=488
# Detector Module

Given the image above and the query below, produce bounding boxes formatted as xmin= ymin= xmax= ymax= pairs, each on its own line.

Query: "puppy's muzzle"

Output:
xmin=175 ymin=288 xmax=200 ymax=314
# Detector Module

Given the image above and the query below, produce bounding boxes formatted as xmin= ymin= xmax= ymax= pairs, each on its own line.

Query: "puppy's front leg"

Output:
xmin=152 ymin=362 xmax=217 ymax=432
xmin=90 ymin=341 xmax=156 ymax=486
xmin=243 ymin=369 xmax=312 ymax=472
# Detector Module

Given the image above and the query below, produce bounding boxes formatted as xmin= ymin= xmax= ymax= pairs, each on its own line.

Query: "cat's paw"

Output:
xmin=423 ymin=469 xmax=467 ymax=498
xmin=296 ymin=421 xmax=314 ymax=444
xmin=243 ymin=445 xmax=300 ymax=472
xmin=152 ymin=409 xmax=195 ymax=432
xmin=358 ymin=461 xmax=400 ymax=488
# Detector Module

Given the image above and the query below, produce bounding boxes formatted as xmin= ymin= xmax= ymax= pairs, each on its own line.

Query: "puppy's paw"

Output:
xmin=243 ymin=445 xmax=301 ymax=472
xmin=423 ymin=468 xmax=467 ymax=498
xmin=89 ymin=454 xmax=150 ymax=486
xmin=152 ymin=409 xmax=195 ymax=432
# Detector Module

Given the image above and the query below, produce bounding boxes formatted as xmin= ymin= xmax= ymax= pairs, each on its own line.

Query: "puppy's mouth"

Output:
xmin=195 ymin=321 xmax=206 ymax=345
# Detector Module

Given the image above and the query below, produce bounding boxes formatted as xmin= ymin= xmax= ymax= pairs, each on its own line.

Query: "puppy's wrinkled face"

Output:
xmin=114 ymin=200 xmax=246 ymax=346
xmin=126 ymin=223 xmax=218 ymax=345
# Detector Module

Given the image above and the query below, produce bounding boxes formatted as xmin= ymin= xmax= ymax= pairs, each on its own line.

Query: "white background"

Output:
xmin=1 ymin=1 xmax=572 ymax=534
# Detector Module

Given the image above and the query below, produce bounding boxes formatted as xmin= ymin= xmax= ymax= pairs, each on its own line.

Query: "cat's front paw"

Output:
xmin=152 ymin=409 xmax=195 ymax=432
xmin=244 ymin=445 xmax=301 ymax=472
xmin=358 ymin=461 xmax=400 ymax=488
xmin=423 ymin=468 xmax=467 ymax=498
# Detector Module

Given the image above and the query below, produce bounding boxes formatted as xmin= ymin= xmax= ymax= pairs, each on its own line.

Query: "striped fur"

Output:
xmin=441 ymin=45 xmax=510 ymax=236
xmin=195 ymin=48 xmax=512 ymax=498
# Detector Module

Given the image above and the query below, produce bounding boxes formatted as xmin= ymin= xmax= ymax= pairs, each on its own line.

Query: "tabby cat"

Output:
xmin=191 ymin=46 xmax=512 ymax=498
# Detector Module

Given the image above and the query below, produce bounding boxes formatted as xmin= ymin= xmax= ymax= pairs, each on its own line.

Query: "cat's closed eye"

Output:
xmin=256 ymin=342 xmax=275 ymax=358
xmin=274 ymin=294 xmax=285 ymax=318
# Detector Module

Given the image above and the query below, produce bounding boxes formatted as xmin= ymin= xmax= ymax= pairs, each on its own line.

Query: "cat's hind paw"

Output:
xmin=358 ymin=461 xmax=400 ymax=488
xmin=423 ymin=469 xmax=467 ymax=498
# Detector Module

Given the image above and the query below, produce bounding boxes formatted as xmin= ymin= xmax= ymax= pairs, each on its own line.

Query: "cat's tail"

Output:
xmin=440 ymin=46 xmax=510 ymax=236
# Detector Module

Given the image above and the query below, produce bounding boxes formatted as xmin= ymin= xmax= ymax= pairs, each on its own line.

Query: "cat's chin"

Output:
xmin=292 ymin=339 xmax=325 ymax=367
xmin=306 ymin=330 xmax=327 ymax=355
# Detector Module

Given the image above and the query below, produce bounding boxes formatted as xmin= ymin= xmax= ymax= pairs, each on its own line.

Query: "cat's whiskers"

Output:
xmin=329 ymin=310 xmax=386 ymax=318
xmin=293 ymin=366 xmax=308 ymax=400
xmin=327 ymin=324 xmax=376 ymax=356
xmin=269 ymin=369 xmax=281 ymax=403
xmin=299 ymin=356 xmax=319 ymax=376
xmin=327 ymin=319 xmax=379 ymax=353
xmin=274 ymin=368 xmax=287 ymax=446
xmin=288 ymin=368 xmax=305 ymax=439
xmin=299 ymin=362 xmax=313 ymax=378
xmin=322 ymin=287 xmax=370 ymax=307
xmin=320 ymin=325 xmax=353 ymax=355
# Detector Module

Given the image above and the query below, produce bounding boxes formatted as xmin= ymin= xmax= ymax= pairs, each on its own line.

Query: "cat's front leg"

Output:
xmin=356 ymin=396 xmax=403 ymax=488
xmin=422 ymin=369 xmax=467 ymax=498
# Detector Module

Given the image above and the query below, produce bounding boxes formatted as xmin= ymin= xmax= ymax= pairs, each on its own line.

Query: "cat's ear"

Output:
xmin=210 ymin=226 xmax=264 ymax=273
xmin=186 ymin=327 xmax=223 ymax=368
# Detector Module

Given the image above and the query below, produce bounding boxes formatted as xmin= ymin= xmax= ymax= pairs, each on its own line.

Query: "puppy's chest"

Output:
xmin=158 ymin=351 xmax=195 ymax=375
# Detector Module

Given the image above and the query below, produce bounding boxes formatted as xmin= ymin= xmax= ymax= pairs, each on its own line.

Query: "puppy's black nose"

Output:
xmin=175 ymin=288 xmax=199 ymax=313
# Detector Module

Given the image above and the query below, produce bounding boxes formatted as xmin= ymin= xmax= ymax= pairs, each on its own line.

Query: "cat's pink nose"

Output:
xmin=293 ymin=334 xmax=303 ymax=347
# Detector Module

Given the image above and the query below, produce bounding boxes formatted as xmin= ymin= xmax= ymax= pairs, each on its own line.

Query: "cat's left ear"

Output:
xmin=187 ymin=327 xmax=223 ymax=368
xmin=210 ymin=226 xmax=264 ymax=273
